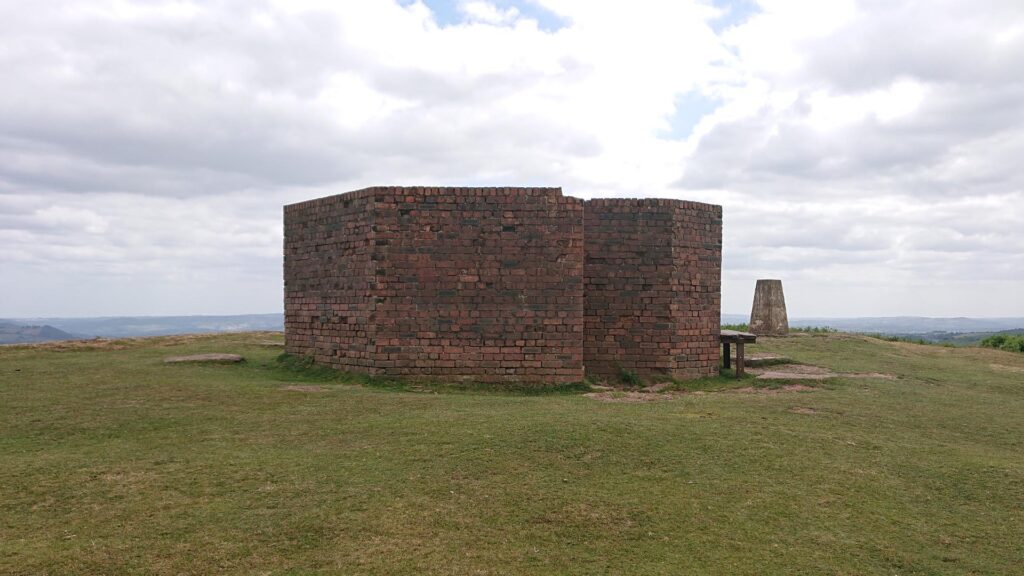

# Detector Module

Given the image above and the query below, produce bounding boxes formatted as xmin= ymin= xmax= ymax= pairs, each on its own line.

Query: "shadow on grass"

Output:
xmin=661 ymin=370 xmax=759 ymax=393
xmin=268 ymin=353 xmax=592 ymax=396
xmin=259 ymin=353 xmax=821 ymax=397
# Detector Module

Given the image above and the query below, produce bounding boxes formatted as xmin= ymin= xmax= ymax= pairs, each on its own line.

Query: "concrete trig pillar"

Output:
xmin=749 ymin=279 xmax=789 ymax=336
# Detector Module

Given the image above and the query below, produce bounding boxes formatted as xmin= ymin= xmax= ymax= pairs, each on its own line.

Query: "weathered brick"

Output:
xmin=284 ymin=187 xmax=721 ymax=384
xmin=583 ymin=199 xmax=722 ymax=380
xmin=284 ymin=187 xmax=584 ymax=383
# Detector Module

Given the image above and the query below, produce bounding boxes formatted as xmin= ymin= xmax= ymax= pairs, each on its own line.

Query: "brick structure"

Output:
xmin=283 ymin=190 xmax=377 ymax=371
xmin=583 ymin=199 xmax=722 ymax=380
xmin=284 ymin=187 xmax=584 ymax=383
xmin=284 ymin=187 xmax=721 ymax=383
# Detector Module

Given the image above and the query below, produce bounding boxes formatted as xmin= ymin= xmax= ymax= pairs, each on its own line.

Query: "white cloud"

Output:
xmin=0 ymin=0 xmax=1021 ymax=317
xmin=460 ymin=1 xmax=520 ymax=24
xmin=805 ymin=79 xmax=928 ymax=130
xmin=317 ymin=72 xmax=416 ymax=130
xmin=33 ymin=206 xmax=109 ymax=234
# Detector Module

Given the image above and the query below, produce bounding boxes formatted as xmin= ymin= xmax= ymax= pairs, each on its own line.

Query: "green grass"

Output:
xmin=2 ymin=332 xmax=1024 ymax=574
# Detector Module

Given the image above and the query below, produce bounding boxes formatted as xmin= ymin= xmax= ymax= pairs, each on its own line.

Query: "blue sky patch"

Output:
xmin=408 ymin=0 xmax=569 ymax=32
xmin=660 ymin=91 xmax=721 ymax=140
xmin=709 ymin=0 xmax=760 ymax=32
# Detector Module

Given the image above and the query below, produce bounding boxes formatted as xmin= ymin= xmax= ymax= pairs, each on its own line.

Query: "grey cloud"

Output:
xmin=8 ymin=0 xmax=1015 ymax=201
xmin=0 ymin=0 xmax=600 ymax=199
xmin=683 ymin=0 xmax=1024 ymax=201
xmin=801 ymin=0 xmax=1024 ymax=91
xmin=1 ymin=0 xmax=1021 ymax=317
xmin=682 ymin=82 xmax=1024 ymax=196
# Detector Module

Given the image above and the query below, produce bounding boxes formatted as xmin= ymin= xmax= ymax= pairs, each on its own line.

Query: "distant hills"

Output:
xmin=907 ymin=328 xmax=1024 ymax=346
xmin=0 ymin=321 xmax=78 ymax=345
xmin=0 ymin=314 xmax=284 ymax=344
xmin=799 ymin=316 xmax=1024 ymax=334
xmin=721 ymin=314 xmax=1024 ymax=335
xmin=2 ymin=313 xmax=1022 ymax=345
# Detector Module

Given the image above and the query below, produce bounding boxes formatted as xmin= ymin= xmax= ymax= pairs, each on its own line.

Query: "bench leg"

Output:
xmin=736 ymin=343 xmax=745 ymax=378
xmin=723 ymin=342 xmax=731 ymax=369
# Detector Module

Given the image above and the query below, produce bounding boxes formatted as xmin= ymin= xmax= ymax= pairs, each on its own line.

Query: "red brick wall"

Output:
xmin=284 ymin=190 xmax=378 ymax=371
xmin=373 ymin=187 xmax=584 ymax=383
xmin=284 ymin=188 xmax=720 ymax=384
xmin=284 ymin=187 xmax=585 ymax=383
xmin=583 ymin=199 xmax=722 ymax=380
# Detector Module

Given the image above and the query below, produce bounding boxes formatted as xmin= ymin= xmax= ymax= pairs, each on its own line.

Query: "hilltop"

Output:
xmin=2 ymin=331 xmax=1022 ymax=574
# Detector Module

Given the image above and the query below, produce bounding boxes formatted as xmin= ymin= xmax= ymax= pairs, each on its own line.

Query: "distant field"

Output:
xmin=2 ymin=332 xmax=1023 ymax=574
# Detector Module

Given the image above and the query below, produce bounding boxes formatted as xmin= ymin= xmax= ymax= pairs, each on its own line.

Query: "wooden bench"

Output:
xmin=720 ymin=329 xmax=757 ymax=378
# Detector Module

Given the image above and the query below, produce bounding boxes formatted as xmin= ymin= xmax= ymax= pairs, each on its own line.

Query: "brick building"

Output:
xmin=284 ymin=187 xmax=721 ymax=383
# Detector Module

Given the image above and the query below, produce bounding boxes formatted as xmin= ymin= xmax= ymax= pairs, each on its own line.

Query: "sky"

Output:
xmin=1 ymin=0 xmax=1022 ymax=319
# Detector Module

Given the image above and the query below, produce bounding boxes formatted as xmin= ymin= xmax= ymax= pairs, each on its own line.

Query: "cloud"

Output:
xmin=460 ymin=1 xmax=520 ymax=24
xmin=0 ymin=0 xmax=1021 ymax=317
xmin=670 ymin=0 xmax=1024 ymax=314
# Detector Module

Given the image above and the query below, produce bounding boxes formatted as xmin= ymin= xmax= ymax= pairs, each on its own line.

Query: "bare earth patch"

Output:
xmin=280 ymin=385 xmax=328 ymax=392
xmin=748 ymin=353 xmax=785 ymax=360
xmin=583 ymin=391 xmax=681 ymax=403
xmin=844 ymin=372 xmax=899 ymax=380
xmin=585 ymin=361 xmax=900 ymax=402
xmin=750 ymin=361 xmax=899 ymax=381
xmin=163 ymin=353 xmax=244 ymax=364
xmin=728 ymin=384 xmax=817 ymax=394
xmin=23 ymin=339 xmax=129 ymax=351
xmin=788 ymin=406 xmax=818 ymax=414
xmin=749 ymin=364 xmax=837 ymax=380
xmin=990 ymin=364 xmax=1024 ymax=374
xmin=584 ymin=382 xmax=820 ymax=402
xmin=746 ymin=354 xmax=791 ymax=366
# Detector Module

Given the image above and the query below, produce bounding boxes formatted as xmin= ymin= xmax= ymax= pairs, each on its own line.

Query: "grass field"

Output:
xmin=2 ymin=332 xmax=1023 ymax=575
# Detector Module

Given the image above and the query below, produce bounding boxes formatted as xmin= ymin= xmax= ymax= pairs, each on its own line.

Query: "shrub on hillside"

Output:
xmin=980 ymin=334 xmax=1024 ymax=353
xmin=792 ymin=326 xmax=837 ymax=334
xmin=721 ymin=323 xmax=837 ymax=334
xmin=721 ymin=323 xmax=749 ymax=331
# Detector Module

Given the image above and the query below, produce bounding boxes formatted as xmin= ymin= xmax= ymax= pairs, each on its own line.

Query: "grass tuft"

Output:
xmin=617 ymin=366 xmax=642 ymax=387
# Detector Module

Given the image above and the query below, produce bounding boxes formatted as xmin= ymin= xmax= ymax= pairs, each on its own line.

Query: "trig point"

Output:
xmin=749 ymin=279 xmax=789 ymax=335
